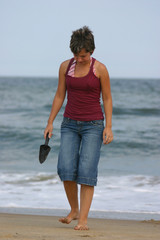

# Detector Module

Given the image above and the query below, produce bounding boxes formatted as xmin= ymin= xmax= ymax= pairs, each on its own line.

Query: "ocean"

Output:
xmin=0 ymin=76 xmax=160 ymax=220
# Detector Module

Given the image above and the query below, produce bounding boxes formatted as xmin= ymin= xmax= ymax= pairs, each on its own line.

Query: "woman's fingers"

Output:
xmin=103 ymin=128 xmax=113 ymax=144
xmin=44 ymin=124 xmax=53 ymax=139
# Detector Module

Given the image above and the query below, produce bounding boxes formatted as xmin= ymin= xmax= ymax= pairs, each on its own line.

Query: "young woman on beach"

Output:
xmin=44 ymin=26 xmax=113 ymax=230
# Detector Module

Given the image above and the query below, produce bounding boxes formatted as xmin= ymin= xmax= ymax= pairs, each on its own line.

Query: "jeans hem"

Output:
xmin=58 ymin=174 xmax=97 ymax=186
xmin=77 ymin=177 xmax=97 ymax=186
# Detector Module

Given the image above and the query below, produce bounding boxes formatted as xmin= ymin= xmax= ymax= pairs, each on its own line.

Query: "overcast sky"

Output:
xmin=0 ymin=0 xmax=160 ymax=78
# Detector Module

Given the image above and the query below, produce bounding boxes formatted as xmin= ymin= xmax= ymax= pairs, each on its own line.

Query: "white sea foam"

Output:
xmin=0 ymin=172 xmax=159 ymax=215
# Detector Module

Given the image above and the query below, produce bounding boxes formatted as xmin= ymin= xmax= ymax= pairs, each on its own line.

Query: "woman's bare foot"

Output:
xmin=74 ymin=224 xmax=89 ymax=230
xmin=59 ymin=210 xmax=79 ymax=224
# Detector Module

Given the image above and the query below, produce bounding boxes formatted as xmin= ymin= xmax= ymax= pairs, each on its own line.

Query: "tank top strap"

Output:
xmin=65 ymin=58 xmax=75 ymax=76
xmin=90 ymin=57 xmax=96 ymax=72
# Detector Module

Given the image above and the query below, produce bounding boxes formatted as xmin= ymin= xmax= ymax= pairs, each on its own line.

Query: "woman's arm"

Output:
xmin=44 ymin=60 xmax=69 ymax=139
xmin=95 ymin=61 xmax=113 ymax=144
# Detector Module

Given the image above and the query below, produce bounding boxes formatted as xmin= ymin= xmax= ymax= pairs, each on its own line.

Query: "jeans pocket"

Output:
xmin=90 ymin=120 xmax=104 ymax=127
xmin=61 ymin=117 xmax=70 ymax=127
xmin=91 ymin=120 xmax=104 ymax=126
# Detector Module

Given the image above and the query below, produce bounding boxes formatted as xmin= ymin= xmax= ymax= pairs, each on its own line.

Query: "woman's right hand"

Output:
xmin=44 ymin=123 xmax=53 ymax=139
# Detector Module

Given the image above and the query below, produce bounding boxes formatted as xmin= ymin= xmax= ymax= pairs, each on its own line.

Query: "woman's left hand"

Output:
xmin=103 ymin=127 xmax=113 ymax=144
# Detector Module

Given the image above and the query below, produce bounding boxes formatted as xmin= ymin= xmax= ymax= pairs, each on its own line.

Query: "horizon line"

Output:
xmin=0 ymin=75 xmax=160 ymax=81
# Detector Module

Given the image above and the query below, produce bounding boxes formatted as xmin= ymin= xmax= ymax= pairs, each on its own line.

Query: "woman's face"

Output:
xmin=74 ymin=48 xmax=91 ymax=65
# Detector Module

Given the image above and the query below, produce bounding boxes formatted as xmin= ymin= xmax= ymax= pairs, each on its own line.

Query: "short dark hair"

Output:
xmin=70 ymin=26 xmax=95 ymax=54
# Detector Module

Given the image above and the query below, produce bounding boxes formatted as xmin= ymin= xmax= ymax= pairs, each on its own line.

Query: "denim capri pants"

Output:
xmin=57 ymin=117 xmax=104 ymax=186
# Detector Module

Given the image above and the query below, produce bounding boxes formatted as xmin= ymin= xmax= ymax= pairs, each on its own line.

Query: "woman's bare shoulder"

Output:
xmin=59 ymin=59 xmax=71 ymax=74
xmin=94 ymin=59 xmax=108 ymax=71
xmin=94 ymin=59 xmax=109 ymax=78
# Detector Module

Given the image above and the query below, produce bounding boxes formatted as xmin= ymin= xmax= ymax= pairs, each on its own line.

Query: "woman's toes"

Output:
xmin=74 ymin=224 xmax=89 ymax=230
xmin=59 ymin=217 xmax=70 ymax=224
xmin=59 ymin=214 xmax=79 ymax=224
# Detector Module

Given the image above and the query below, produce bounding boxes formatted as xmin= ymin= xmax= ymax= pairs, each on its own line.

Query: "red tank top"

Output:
xmin=64 ymin=57 xmax=104 ymax=121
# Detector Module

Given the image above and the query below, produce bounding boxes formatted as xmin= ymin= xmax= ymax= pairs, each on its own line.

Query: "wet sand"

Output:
xmin=0 ymin=213 xmax=160 ymax=240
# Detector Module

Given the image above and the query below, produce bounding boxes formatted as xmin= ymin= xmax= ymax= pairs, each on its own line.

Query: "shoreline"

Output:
xmin=0 ymin=207 xmax=160 ymax=221
xmin=0 ymin=213 xmax=160 ymax=240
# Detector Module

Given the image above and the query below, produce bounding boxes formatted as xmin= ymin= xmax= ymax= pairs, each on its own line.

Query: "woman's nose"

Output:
xmin=77 ymin=57 xmax=83 ymax=63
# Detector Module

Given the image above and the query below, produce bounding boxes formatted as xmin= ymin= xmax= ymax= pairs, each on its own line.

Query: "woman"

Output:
xmin=44 ymin=26 xmax=113 ymax=230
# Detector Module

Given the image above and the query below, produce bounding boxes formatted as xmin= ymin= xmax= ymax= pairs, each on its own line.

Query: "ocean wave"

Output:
xmin=1 ymin=172 xmax=59 ymax=185
xmin=0 ymin=172 xmax=159 ymax=214
xmin=1 ymin=172 xmax=160 ymax=187
xmin=113 ymin=107 xmax=160 ymax=116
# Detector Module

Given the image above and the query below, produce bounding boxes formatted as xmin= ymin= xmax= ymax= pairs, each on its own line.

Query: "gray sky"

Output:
xmin=0 ymin=0 xmax=160 ymax=78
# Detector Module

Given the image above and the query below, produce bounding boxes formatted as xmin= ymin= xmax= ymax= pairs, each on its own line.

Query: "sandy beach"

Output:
xmin=0 ymin=213 xmax=160 ymax=240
